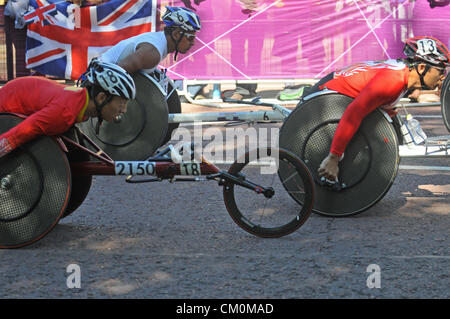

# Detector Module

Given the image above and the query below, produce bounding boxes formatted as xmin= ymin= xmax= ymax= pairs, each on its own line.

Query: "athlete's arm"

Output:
xmin=330 ymin=70 xmax=406 ymax=157
xmin=1 ymin=104 xmax=77 ymax=151
xmin=117 ymin=42 xmax=161 ymax=74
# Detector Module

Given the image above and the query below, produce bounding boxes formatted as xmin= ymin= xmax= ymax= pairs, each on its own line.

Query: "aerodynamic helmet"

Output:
xmin=403 ymin=36 xmax=450 ymax=68
xmin=162 ymin=6 xmax=201 ymax=32
xmin=85 ymin=59 xmax=136 ymax=100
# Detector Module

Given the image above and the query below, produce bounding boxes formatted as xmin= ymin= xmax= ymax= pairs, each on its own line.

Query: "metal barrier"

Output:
xmin=179 ymin=78 xmax=442 ymax=109
xmin=180 ymin=79 xmax=317 ymax=108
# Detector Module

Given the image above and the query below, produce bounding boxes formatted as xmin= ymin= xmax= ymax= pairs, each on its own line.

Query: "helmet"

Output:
xmin=85 ymin=59 xmax=136 ymax=100
xmin=162 ymin=6 xmax=201 ymax=32
xmin=403 ymin=36 xmax=450 ymax=67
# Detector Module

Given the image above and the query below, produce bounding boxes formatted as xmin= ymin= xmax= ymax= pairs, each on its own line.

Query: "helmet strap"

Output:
xmin=170 ymin=29 xmax=184 ymax=61
xmin=92 ymin=89 xmax=113 ymax=134
xmin=415 ymin=64 xmax=432 ymax=90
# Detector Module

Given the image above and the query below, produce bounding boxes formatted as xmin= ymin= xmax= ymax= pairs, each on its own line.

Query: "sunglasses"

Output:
xmin=183 ymin=33 xmax=196 ymax=41
xmin=434 ymin=66 xmax=447 ymax=76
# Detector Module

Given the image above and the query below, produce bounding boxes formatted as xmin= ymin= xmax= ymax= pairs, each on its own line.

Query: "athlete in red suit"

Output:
xmin=316 ymin=36 xmax=450 ymax=182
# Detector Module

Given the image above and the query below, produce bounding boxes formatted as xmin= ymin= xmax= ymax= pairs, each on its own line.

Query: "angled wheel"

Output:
xmin=440 ymin=74 xmax=450 ymax=132
xmin=279 ymin=93 xmax=399 ymax=217
xmin=0 ymin=115 xmax=71 ymax=248
xmin=62 ymin=128 xmax=92 ymax=218
xmin=161 ymin=81 xmax=181 ymax=146
xmin=77 ymin=72 xmax=169 ymax=160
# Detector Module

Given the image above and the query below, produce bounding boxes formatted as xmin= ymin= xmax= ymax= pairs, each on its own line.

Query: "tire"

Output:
xmin=161 ymin=82 xmax=181 ymax=146
xmin=279 ymin=93 xmax=399 ymax=217
xmin=0 ymin=115 xmax=71 ymax=248
xmin=63 ymin=174 xmax=91 ymax=218
xmin=77 ymin=72 xmax=169 ymax=161
xmin=223 ymin=147 xmax=314 ymax=238
xmin=62 ymin=128 xmax=92 ymax=218
xmin=440 ymin=73 xmax=450 ymax=132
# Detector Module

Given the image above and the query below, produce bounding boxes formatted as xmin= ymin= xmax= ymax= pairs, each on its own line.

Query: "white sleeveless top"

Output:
xmin=100 ymin=31 xmax=168 ymax=74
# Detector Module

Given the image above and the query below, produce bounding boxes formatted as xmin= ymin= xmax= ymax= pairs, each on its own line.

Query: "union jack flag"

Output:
xmin=23 ymin=2 xmax=57 ymax=26
xmin=26 ymin=0 xmax=156 ymax=80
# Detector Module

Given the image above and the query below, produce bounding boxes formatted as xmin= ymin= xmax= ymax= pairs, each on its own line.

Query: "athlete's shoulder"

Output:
xmin=371 ymin=60 xmax=409 ymax=82
xmin=28 ymin=77 xmax=85 ymax=92
xmin=369 ymin=59 xmax=408 ymax=70
xmin=366 ymin=62 xmax=409 ymax=96
xmin=29 ymin=77 xmax=87 ymax=98
xmin=136 ymin=31 xmax=165 ymax=42
xmin=4 ymin=76 xmax=46 ymax=85
xmin=2 ymin=76 xmax=52 ymax=91
xmin=334 ymin=59 xmax=407 ymax=77
xmin=134 ymin=31 xmax=166 ymax=49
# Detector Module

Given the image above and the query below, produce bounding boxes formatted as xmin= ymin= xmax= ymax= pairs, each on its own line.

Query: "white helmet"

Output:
xmin=85 ymin=60 xmax=136 ymax=100
xmin=162 ymin=6 xmax=201 ymax=32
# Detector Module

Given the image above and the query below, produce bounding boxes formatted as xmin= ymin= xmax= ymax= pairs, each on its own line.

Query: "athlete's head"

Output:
xmin=162 ymin=6 xmax=201 ymax=59
xmin=404 ymin=36 xmax=450 ymax=90
xmin=80 ymin=59 xmax=136 ymax=132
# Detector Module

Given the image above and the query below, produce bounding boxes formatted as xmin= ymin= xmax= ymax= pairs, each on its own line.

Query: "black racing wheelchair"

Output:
xmin=221 ymin=78 xmax=450 ymax=217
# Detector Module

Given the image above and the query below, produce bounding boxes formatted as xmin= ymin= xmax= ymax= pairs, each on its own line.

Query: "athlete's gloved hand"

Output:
xmin=0 ymin=137 xmax=13 ymax=159
xmin=318 ymin=152 xmax=340 ymax=182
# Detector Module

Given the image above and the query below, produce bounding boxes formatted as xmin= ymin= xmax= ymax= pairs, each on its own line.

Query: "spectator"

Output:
xmin=4 ymin=0 xmax=30 ymax=80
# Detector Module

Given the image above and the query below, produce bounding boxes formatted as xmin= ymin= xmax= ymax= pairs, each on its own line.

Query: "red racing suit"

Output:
xmin=0 ymin=76 xmax=89 ymax=151
xmin=319 ymin=59 xmax=410 ymax=157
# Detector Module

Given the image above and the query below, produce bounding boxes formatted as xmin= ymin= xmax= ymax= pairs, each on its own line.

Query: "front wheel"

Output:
xmin=223 ymin=147 xmax=314 ymax=238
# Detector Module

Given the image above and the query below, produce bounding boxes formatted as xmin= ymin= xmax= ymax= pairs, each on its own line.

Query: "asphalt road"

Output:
xmin=0 ymin=103 xmax=448 ymax=299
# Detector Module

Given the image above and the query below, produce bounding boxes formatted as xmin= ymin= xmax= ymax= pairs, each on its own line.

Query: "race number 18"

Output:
xmin=180 ymin=162 xmax=201 ymax=176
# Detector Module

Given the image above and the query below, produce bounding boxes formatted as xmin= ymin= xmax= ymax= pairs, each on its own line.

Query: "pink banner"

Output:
xmin=158 ymin=0 xmax=450 ymax=80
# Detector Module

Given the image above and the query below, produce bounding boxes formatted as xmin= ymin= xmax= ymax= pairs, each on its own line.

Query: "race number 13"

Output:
xmin=115 ymin=161 xmax=156 ymax=175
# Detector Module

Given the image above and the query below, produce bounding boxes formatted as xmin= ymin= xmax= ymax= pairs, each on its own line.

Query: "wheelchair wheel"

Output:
xmin=0 ymin=115 xmax=71 ymax=248
xmin=77 ymin=72 xmax=169 ymax=160
xmin=223 ymin=147 xmax=314 ymax=238
xmin=279 ymin=93 xmax=399 ymax=217
xmin=62 ymin=128 xmax=92 ymax=218
xmin=161 ymin=81 xmax=181 ymax=146
xmin=440 ymin=74 xmax=450 ymax=132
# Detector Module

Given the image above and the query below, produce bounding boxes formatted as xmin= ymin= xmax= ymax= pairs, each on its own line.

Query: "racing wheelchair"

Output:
xmin=0 ymin=72 xmax=315 ymax=248
xmin=78 ymin=70 xmax=449 ymax=218
xmin=165 ymin=77 xmax=450 ymax=218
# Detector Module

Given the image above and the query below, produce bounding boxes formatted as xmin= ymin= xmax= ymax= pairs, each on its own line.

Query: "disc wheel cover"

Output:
xmin=161 ymin=82 xmax=181 ymax=146
xmin=62 ymin=128 xmax=92 ymax=218
xmin=0 ymin=115 xmax=71 ymax=248
xmin=77 ymin=72 xmax=169 ymax=160
xmin=279 ymin=93 xmax=399 ymax=216
xmin=440 ymin=74 xmax=450 ymax=132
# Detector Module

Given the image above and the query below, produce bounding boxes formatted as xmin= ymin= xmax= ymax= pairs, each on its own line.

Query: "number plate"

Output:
xmin=180 ymin=162 xmax=202 ymax=176
xmin=115 ymin=161 xmax=156 ymax=175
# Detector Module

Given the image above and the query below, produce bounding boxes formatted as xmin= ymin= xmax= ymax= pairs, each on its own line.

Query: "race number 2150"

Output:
xmin=115 ymin=161 xmax=156 ymax=175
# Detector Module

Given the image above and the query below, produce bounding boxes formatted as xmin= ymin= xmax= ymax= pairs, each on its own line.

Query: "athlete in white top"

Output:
xmin=100 ymin=6 xmax=201 ymax=75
